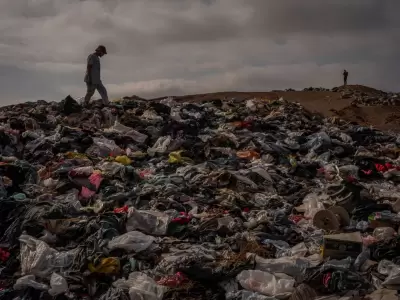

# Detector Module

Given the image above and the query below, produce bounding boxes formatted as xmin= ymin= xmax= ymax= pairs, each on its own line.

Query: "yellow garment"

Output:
xmin=131 ymin=151 xmax=147 ymax=158
xmin=114 ymin=155 xmax=132 ymax=165
xmin=236 ymin=150 xmax=260 ymax=160
xmin=168 ymin=151 xmax=194 ymax=164
xmin=65 ymin=152 xmax=88 ymax=159
xmin=288 ymin=155 xmax=297 ymax=167
xmin=88 ymin=257 xmax=120 ymax=274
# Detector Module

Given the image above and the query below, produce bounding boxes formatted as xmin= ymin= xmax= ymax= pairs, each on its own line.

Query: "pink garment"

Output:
xmin=80 ymin=172 xmax=103 ymax=198
xmin=362 ymin=235 xmax=377 ymax=246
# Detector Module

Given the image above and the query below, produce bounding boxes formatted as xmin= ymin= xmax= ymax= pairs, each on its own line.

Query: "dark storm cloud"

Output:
xmin=248 ymin=1 xmax=387 ymax=34
xmin=0 ymin=0 xmax=398 ymax=103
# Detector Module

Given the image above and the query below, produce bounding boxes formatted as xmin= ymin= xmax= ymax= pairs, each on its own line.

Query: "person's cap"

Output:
xmin=96 ymin=45 xmax=107 ymax=54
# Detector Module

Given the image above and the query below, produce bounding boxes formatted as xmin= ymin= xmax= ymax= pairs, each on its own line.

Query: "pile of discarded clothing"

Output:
xmin=332 ymin=86 xmax=400 ymax=106
xmin=303 ymin=87 xmax=331 ymax=92
xmin=0 ymin=95 xmax=399 ymax=300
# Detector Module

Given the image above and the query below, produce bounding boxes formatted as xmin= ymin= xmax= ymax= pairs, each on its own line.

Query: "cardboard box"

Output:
xmin=322 ymin=232 xmax=363 ymax=259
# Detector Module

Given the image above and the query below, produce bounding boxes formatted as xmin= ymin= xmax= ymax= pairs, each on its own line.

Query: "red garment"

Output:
xmin=289 ymin=215 xmax=303 ymax=224
xmin=80 ymin=172 xmax=103 ymax=198
xmin=362 ymin=170 xmax=372 ymax=175
xmin=241 ymin=121 xmax=252 ymax=128
xmin=0 ymin=248 xmax=10 ymax=262
xmin=323 ymin=273 xmax=332 ymax=288
xmin=157 ymin=272 xmax=187 ymax=287
xmin=375 ymin=162 xmax=399 ymax=173
xmin=375 ymin=164 xmax=386 ymax=173
xmin=346 ymin=176 xmax=356 ymax=183
xmin=114 ymin=205 xmax=129 ymax=213
xmin=139 ymin=169 xmax=153 ymax=179
xmin=232 ymin=121 xmax=252 ymax=129
xmin=171 ymin=212 xmax=192 ymax=224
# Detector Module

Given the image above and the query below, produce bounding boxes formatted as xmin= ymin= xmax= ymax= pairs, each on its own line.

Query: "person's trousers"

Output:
xmin=344 ymin=78 xmax=348 ymax=86
xmin=84 ymin=82 xmax=109 ymax=106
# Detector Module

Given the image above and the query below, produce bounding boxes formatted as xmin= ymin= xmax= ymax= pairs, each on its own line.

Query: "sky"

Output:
xmin=0 ymin=0 xmax=399 ymax=104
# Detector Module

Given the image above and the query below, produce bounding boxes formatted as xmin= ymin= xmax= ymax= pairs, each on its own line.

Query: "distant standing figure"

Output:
xmin=343 ymin=69 xmax=348 ymax=86
xmin=84 ymin=45 xmax=109 ymax=106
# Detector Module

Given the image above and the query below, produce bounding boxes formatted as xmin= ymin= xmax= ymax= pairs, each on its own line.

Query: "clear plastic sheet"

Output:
xmin=378 ymin=260 xmax=400 ymax=288
xmin=237 ymin=270 xmax=295 ymax=298
xmin=48 ymin=273 xmax=68 ymax=296
xmin=302 ymin=193 xmax=325 ymax=219
xmin=126 ymin=208 xmax=171 ymax=236
xmin=113 ymin=272 xmax=166 ymax=300
xmin=147 ymin=136 xmax=172 ymax=156
xmin=108 ymin=231 xmax=155 ymax=252
xmin=19 ymin=234 xmax=76 ymax=278
xmin=13 ymin=275 xmax=49 ymax=291
xmin=372 ymin=227 xmax=396 ymax=241
xmin=250 ymin=253 xmax=319 ymax=280
xmin=86 ymin=137 xmax=124 ymax=157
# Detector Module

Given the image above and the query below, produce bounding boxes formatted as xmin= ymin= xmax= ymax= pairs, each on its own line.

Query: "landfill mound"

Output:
xmin=333 ymin=85 xmax=400 ymax=106
xmin=162 ymin=85 xmax=400 ymax=132
xmin=1 ymin=91 xmax=400 ymax=299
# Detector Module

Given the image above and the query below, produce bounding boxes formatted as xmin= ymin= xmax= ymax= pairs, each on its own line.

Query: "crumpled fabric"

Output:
xmin=88 ymin=257 xmax=120 ymax=274
xmin=81 ymin=171 xmax=103 ymax=198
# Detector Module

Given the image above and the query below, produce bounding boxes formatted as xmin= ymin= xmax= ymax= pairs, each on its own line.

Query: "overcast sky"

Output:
xmin=0 ymin=0 xmax=399 ymax=104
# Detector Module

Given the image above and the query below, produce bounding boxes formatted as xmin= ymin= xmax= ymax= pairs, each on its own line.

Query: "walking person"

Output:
xmin=84 ymin=45 xmax=109 ymax=106
xmin=343 ymin=69 xmax=348 ymax=86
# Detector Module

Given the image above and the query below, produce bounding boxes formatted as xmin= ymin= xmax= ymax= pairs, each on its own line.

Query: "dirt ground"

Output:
xmin=153 ymin=85 xmax=400 ymax=132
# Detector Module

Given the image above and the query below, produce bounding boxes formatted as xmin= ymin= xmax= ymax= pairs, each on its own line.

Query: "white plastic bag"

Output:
xmin=246 ymin=100 xmax=257 ymax=112
xmin=94 ymin=137 xmax=124 ymax=154
xmin=104 ymin=120 xmax=133 ymax=134
xmin=19 ymin=234 xmax=57 ymax=277
xmin=125 ymin=130 xmax=148 ymax=143
xmin=71 ymin=166 xmax=95 ymax=176
xmin=38 ymin=230 xmax=57 ymax=244
xmin=104 ymin=121 xmax=148 ymax=143
xmin=126 ymin=208 xmax=171 ymax=236
xmin=48 ymin=273 xmax=68 ymax=296
xmin=113 ymin=272 xmax=166 ymax=300
xmin=43 ymin=178 xmax=59 ymax=188
xmin=13 ymin=275 xmax=48 ymax=291
xmin=373 ymin=227 xmax=395 ymax=241
xmin=170 ymin=108 xmax=182 ymax=121
xmin=273 ymin=242 xmax=308 ymax=258
xmin=141 ymin=110 xmax=163 ymax=123
xmin=287 ymin=242 xmax=308 ymax=258
xmin=86 ymin=137 xmax=124 ymax=157
xmin=237 ymin=270 xmax=295 ymax=298
xmin=19 ymin=234 xmax=76 ymax=278
xmin=147 ymin=136 xmax=172 ymax=156
xmin=160 ymin=97 xmax=177 ymax=107
xmin=97 ymin=161 xmax=125 ymax=177
xmin=378 ymin=260 xmax=398 ymax=276
xmin=251 ymin=253 xmax=319 ymax=279
xmin=77 ymin=96 xmax=85 ymax=105
xmin=101 ymin=107 xmax=117 ymax=128
xmin=378 ymin=260 xmax=400 ymax=288
xmin=303 ymin=193 xmax=325 ymax=219
xmin=108 ymin=231 xmax=155 ymax=252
